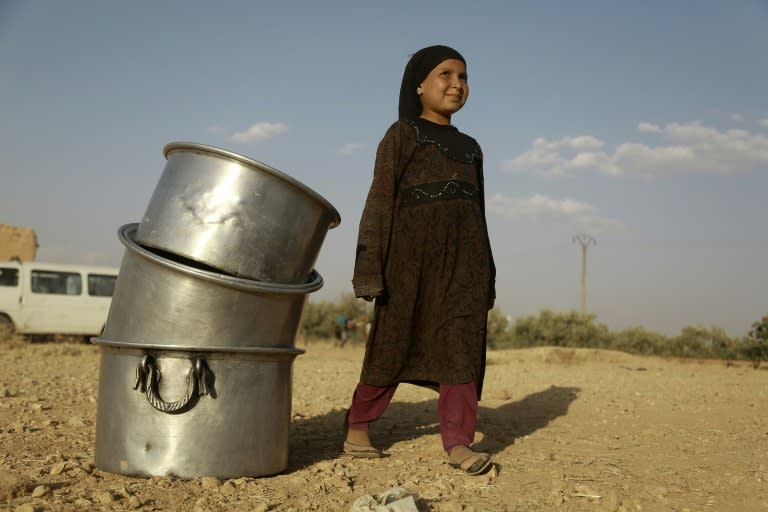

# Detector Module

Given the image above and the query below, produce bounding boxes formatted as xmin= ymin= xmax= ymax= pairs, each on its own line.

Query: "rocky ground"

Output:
xmin=1 ymin=337 xmax=767 ymax=512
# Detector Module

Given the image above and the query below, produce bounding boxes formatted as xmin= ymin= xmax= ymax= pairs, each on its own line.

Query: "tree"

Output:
xmin=298 ymin=300 xmax=337 ymax=341
xmin=508 ymin=309 xmax=611 ymax=349
xmin=614 ymin=326 xmax=668 ymax=355
xmin=486 ymin=308 xmax=511 ymax=349
xmin=745 ymin=314 xmax=768 ymax=369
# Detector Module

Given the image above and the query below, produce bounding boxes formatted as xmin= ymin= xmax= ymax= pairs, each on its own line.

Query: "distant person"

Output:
xmin=342 ymin=45 xmax=496 ymax=476
xmin=343 ymin=318 xmax=357 ymax=347
xmin=334 ymin=313 xmax=348 ymax=347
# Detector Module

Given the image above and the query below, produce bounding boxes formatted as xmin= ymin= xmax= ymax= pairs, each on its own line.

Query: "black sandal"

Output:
xmin=449 ymin=451 xmax=493 ymax=476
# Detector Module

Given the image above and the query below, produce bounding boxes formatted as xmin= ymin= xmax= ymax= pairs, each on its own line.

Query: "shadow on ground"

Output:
xmin=287 ymin=385 xmax=580 ymax=472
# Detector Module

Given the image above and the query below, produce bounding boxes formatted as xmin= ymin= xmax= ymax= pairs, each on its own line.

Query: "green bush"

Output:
xmin=614 ymin=326 xmax=669 ymax=355
xmin=299 ymin=295 xmax=765 ymax=368
xmin=665 ymin=325 xmax=739 ymax=359
xmin=486 ymin=308 xmax=513 ymax=349
xmin=298 ymin=299 xmax=337 ymax=340
xmin=743 ymin=314 xmax=768 ymax=368
xmin=508 ymin=309 xmax=611 ymax=349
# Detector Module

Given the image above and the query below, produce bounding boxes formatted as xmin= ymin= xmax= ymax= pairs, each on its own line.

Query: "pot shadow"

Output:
xmin=286 ymin=385 xmax=580 ymax=473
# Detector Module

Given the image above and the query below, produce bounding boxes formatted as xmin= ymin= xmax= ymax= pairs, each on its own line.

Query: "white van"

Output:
xmin=0 ymin=260 xmax=119 ymax=342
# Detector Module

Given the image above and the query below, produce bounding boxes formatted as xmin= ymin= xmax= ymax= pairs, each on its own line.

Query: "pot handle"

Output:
xmin=133 ymin=355 xmax=212 ymax=413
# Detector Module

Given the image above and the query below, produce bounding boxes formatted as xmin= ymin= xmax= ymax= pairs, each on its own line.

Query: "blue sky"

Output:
xmin=2 ymin=1 xmax=767 ymax=336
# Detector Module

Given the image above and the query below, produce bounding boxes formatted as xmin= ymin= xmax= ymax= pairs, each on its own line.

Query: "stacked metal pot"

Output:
xmin=92 ymin=142 xmax=340 ymax=479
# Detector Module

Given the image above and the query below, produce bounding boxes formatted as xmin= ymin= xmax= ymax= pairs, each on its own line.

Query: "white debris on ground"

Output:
xmin=349 ymin=487 xmax=419 ymax=512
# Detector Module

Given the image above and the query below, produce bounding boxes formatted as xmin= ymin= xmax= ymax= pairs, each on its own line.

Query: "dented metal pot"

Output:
xmin=135 ymin=142 xmax=341 ymax=283
xmin=93 ymin=338 xmax=304 ymax=478
xmin=103 ymin=224 xmax=322 ymax=348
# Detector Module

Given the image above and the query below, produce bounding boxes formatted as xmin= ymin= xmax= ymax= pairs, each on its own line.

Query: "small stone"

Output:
xmin=200 ymin=476 xmax=221 ymax=489
xmin=253 ymin=503 xmax=268 ymax=512
xmin=434 ymin=479 xmax=450 ymax=491
xmin=49 ymin=462 xmax=67 ymax=476
xmin=67 ymin=416 xmax=86 ymax=427
xmin=31 ymin=485 xmax=48 ymax=498
xmin=220 ymin=481 xmax=236 ymax=495
xmin=97 ymin=491 xmax=114 ymax=504
xmin=14 ymin=504 xmax=37 ymax=512
xmin=575 ymin=483 xmax=599 ymax=497
xmin=74 ymin=498 xmax=92 ymax=507
xmin=290 ymin=475 xmax=307 ymax=486
xmin=330 ymin=475 xmax=350 ymax=489
xmin=128 ymin=495 xmax=142 ymax=508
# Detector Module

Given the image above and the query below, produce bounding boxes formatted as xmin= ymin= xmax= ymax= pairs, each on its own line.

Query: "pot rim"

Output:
xmin=163 ymin=141 xmax=341 ymax=229
xmin=119 ymin=223 xmax=323 ymax=294
xmin=91 ymin=336 xmax=306 ymax=355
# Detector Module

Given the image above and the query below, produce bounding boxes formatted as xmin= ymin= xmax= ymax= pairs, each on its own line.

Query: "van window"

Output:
xmin=0 ymin=267 xmax=19 ymax=287
xmin=88 ymin=274 xmax=117 ymax=297
xmin=31 ymin=271 xmax=82 ymax=295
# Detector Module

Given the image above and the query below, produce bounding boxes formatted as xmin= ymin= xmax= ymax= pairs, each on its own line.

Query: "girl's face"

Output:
xmin=417 ymin=59 xmax=468 ymax=125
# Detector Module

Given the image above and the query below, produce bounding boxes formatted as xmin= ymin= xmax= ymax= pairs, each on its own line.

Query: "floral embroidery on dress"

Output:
xmin=403 ymin=119 xmax=481 ymax=164
xmin=400 ymin=180 xmax=478 ymax=208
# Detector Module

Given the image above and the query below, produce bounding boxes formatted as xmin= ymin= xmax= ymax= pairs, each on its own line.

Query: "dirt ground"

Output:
xmin=1 ymin=337 xmax=766 ymax=512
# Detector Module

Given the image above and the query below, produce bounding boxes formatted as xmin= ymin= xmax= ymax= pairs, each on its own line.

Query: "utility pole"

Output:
xmin=573 ymin=234 xmax=596 ymax=314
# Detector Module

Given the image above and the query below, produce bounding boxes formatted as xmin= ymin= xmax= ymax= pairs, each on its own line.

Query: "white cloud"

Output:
xmin=231 ymin=122 xmax=288 ymax=144
xmin=501 ymin=135 xmax=608 ymax=175
xmin=337 ymin=143 xmax=365 ymax=155
xmin=489 ymin=193 xmax=625 ymax=235
xmin=638 ymin=122 xmax=660 ymax=133
xmin=533 ymin=135 xmax=604 ymax=151
xmin=501 ymin=121 xmax=768 ymax=176
xmin=759 ymin=119 xmax=768 ymax=128
xmin=730 ymin=113 xmax=743 ymax=122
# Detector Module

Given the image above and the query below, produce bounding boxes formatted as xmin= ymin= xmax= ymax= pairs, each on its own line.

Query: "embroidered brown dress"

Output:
xmin=353 ymin=117 xmax=496 ymax=398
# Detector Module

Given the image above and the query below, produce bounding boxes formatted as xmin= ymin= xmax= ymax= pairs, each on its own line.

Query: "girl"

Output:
xmin=344 ymin=45 xmax=496 ymax=476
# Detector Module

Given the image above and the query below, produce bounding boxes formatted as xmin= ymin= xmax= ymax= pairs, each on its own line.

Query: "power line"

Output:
xmin=573 ymin=234 xmax=596 ymax=314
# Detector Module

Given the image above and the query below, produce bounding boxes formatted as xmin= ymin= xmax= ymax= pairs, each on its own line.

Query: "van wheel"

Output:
xmin=0 ymin=316 xmax=15 ymax=343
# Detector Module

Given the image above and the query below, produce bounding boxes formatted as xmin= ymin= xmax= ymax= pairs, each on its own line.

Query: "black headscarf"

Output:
xmin=398 ymin=45 xmax=466 ymax=120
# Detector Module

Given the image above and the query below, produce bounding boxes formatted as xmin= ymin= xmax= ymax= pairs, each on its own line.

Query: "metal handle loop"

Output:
xmin=133 ymin=355 xmax=211 ymax=414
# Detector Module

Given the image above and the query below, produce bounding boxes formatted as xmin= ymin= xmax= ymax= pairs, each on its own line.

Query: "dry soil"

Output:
xmin=1 ymin=338 xmax=767 ymax=512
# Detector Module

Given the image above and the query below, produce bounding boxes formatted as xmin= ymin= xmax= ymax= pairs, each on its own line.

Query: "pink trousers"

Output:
xmin=347 ymin=381 xmax=478 ymax=453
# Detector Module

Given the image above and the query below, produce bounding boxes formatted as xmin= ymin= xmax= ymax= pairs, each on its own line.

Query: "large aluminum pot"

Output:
xmin=92 ymin=338 xmax=304 ymax=478
xmin=103 ymin=224 xmax=322 ymax=348
xmin=136 ymin=142 xmax=341 ymax=283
